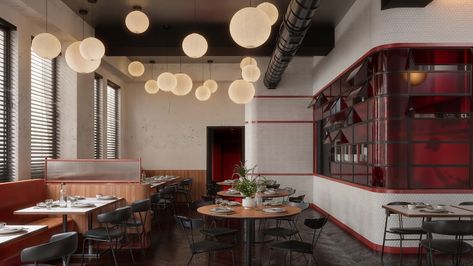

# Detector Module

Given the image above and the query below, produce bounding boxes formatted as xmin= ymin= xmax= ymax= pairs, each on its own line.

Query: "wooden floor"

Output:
xmin=71 ymin=206 xmax=473 ymax=266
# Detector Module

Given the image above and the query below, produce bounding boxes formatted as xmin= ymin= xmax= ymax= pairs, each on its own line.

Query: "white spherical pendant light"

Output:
xmin=228 ymin=79 xmax=255 ymax=104
xmin=31 ymin=33 xmax=62 ymax=59
xmin=195 ymin=85 xmax=211 ymax=101
xmin=125 ymin=9 xmax=149 ymax=34
xmin=172 ymin=73 xmax=193 ymax=96
xmin=157 ymin=72 xmax=177 ymax=92
xmin=256 ymin=2 xmax=279 ymax=25
xmin=144 ymin=80 xmax=159 ymax=94
xmin=128 ymin=61 xmax=145 ymax=77
xmin=182 ymin=33 xmax=208 ymax=59
xmin=242 ymin=65 xmax=261 ymax=82
xmin=229 ymin=7 xmax=271 ymax=48
xmin=79 ymin=37 xmax=105 ymax=61
xmin=240 ymin=57 xmax=257 ymax=69
xmin=65 ymin=41 xmax=101 ymax=73
xmin=204 ymin=79 xmax=218 ymax=93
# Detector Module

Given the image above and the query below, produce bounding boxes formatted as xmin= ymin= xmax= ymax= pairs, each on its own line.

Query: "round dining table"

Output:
xmin=217 ymin=189 xmax=292 ymax=199
xmin=197 ymin=204 xmax=301 ymax=266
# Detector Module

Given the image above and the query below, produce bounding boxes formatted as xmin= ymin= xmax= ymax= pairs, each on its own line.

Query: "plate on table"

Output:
xmin=227 ymin=201 xmax=241 ymax=207
xmin=210 ymin=207 xmax=234 ymax=213
xmin=0 ymin=227 xmax=26 ymax=235
xmin=419 ymin=208 xmax=449 ymax=213
xmin=96 ymin=195 xmax=117 ymax=200
xmin=225 ymin=190 xmax=239 ymax=195
xmin=262 ymin=207 xmax=286 ymax=213
xmin=263 ymin=190 xmax=276 ymax=195
xmin=72 ymin=203 xmax=96 ymax=208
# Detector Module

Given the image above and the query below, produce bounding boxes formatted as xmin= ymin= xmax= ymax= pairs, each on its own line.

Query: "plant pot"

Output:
xmin=242 ymin=197 xmax=255 ymax=209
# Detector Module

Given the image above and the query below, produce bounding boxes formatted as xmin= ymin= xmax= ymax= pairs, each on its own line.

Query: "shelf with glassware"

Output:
xmin=313 ymin=47 xmax=473 ymax=189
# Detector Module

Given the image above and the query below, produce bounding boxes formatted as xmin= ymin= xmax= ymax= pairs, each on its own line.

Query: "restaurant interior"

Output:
xmin=0 ymin=0 xmax=472 ymax=265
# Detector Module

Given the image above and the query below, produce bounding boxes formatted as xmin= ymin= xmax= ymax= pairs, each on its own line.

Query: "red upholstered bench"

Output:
xmin=0 ymin=179 xmax=75 ymax=266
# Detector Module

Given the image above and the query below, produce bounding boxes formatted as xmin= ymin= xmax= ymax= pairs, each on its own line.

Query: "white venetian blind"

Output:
xmin=30 ymin=49 xmax=58 ymax=178
xmin=94 ymin=74 xmax=103 ymax=159
xmin=106 ymin=82 xmax=120 ymax=159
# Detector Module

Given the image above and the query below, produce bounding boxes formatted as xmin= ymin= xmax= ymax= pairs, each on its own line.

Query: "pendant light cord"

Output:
xmin=208 ymin=61 xmax=212 ymax=79
xmin=45 ymin=0 xmax=48 ymax=32
xmin=201 ymin=58 xmax=204 ymax=83
xmin=179 ymin=56 xmax=182 ymax=73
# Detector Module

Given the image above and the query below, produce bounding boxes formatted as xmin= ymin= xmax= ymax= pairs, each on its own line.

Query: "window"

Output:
xmin=106 ymin=82 xmax=120 ymax=159
xmin=93 ymin=74 xmax=102 ymax=159
xmin=0 ymin=26 xmax=12 ymax=182
xmin=31 ymin=49 xmax=58 ymax=178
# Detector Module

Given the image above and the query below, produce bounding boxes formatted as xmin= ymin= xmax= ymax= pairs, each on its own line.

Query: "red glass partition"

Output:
xmin=314 ymin=46 xmax=473 ymax=189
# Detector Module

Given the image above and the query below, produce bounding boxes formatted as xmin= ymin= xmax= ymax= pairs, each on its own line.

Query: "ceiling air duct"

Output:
xmin=264 ymin=0 xmax=320 ymax=89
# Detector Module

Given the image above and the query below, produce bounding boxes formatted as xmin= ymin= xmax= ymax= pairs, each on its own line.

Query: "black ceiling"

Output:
xmin=61 ymin=0 xmax=356 ymax=57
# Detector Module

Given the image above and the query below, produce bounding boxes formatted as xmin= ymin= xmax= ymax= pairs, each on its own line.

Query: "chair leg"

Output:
xmin=311 ymin=253 xmax=319 ymax=266
xmin=267 ymin=248 xmax=273 ymax=266
xmin=109 ymin=240 xmax=118 ymax=266
xmin=381 ymin=214 xmax=389 ymax=261
xmin=186 ymin=253 xmax=195 ymax=266
xmin=399 ymin=236 xmax=403 ymax=265
xmin=231 ymin=249 xmax=235 ymax=266
xmin=81 ymin=238 xmax=87 ymax=266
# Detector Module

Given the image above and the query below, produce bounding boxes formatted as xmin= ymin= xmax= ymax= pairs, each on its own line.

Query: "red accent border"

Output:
xmin=314 ymin=174 xmax=473 ymax=194
xmin=309 ymin=203 xmax=419 ymax=254
xmin=312 ymin=42 xmax=473 ymax=98
xmin=245 ymin=121 xmax=314 ymax=124
xmin=254 ymin=95 xmax=313 ymax=98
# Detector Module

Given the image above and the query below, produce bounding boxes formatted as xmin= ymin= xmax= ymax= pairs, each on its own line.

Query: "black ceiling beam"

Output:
xmin=95 ymin=24 xmax=333 ymax=57
xmin=381 ymin=0 xmax=433 ymax=10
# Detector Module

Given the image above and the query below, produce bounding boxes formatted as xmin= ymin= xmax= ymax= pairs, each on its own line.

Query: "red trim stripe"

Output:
xmin=254 ymin=95 xmax=313 ymax=98
xmin=314 ymin=174 xmax=473 ymax=194
xmin=309 ymin=203 xmax=419 ymax=254
xmin=251 ymin=173 xmax=312 ymax=176
xmin=245 ymin=121 xmax=314 ymax=124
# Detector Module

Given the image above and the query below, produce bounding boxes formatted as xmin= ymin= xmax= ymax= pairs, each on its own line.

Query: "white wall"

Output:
xmin=245 ymin=57 xmax=314 ymax=202
xmin=122 ymin=63 xmax=245 ymax=170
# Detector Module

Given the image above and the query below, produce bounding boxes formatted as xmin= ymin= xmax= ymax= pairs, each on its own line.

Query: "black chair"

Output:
xmin=381 ymin=202 xmax=425 ymax=263
xmin=268 ymin=216 xmax=328 ymax=266
xmin=288 ymin=195 xmax=305 ymax=203
xmin=21 ymin=232 xmax=78 ymax=266
xmin=263 ymin=202 xmax=309 ymax=241
xmin=158 ymin=185 xmax=177 ymax=215
xmin=127 ymin=199 xmax=150 ymax=251
xmin=175 ymin=215 xmax=235 ymax=266
xmin=189 ymin=200 xmax=238 ymax=241
xmin=421 ymin=220 xmax=473 ymax=266
xmin=176 ymin=178 xmax=193 ymax=207
xmin=266 ymin=184 xmax=280 ymax=190
xmin=81 ymin=206 xmax=135 ymax=266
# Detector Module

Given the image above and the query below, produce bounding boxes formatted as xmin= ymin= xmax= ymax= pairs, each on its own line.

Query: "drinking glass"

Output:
xmin=45 ymin=199 xmax=53 ymax=209
xmin=215 ymin=197 xmax=223 ymax=207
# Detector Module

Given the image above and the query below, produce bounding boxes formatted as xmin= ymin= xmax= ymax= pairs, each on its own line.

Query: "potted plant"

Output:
xmin=233 ymin=161 xmax=258 ymax=209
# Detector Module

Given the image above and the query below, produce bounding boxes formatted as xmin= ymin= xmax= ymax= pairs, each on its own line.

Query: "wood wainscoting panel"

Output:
xmin=46 ymin=183 xmax=150 ymax=234
xmin=144 ymin=170 xmax=207 ymax=201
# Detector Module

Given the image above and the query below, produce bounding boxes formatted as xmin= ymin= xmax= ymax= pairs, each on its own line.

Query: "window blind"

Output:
xmin=106 ymin=82 xmax=120 ymax=159
xmin=30 ymin=49 xmax=58 ymax=178
xmin=93 ymin=74 xmax=102 ymax=159
xmin=0 ymin=27 xmax=12 ymax=182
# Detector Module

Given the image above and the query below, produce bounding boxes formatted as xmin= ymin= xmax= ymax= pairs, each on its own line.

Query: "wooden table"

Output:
xmin=217 ymin=189 xmax=291 ymax=199
xmin=197 ymin=204 xmax=301 ymax=266
xmin=382 ymin=205 xmax=473 ymax=220
xmin=0 ymin=225 xmax=47 ymax=246
xmin=14 ymin=197 xmax=123 ymax=232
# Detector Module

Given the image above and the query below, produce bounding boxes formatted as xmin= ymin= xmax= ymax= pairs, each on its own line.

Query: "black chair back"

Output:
xmin=150 ymin=193 xmax=161 ymax=205
xmin=21 ymin=232 xmax=78 ymax=264
xmin=175 ymin=215 xmax=205 ymax=246
xmin=266 ymin=184 xmax=280 ymax=189
xmin=98 ymin=206 xmax=132 ymax=224
xmin=131 ymin=199 xmax=150 ymax=213
xmin=459 ymin=202 xmax=473 ymax=206
xmin=387 ymin=202 xmax=411 ymax=206
xmin=289 ymin=195 xmax=305 ymax=203
xmin=189 ymin=200 xmax=213 ymax=211
xmin=305 ymin=217 xmax=328 ymax=248
xmin=422 ymin=220 xmax=473 ymax=236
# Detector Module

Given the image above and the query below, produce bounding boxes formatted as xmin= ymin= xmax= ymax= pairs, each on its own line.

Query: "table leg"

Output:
xmin=62 ymin=215 xmax=68 ymax=232
xmin=244 ymin=219 xmax=255 ymax=266
xmin=87 ymin=213 xmax=94 ymax=255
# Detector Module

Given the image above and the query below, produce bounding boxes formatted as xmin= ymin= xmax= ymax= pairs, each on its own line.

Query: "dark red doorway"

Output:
xmin=207 ymin=127 xmax=244 ymax=184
